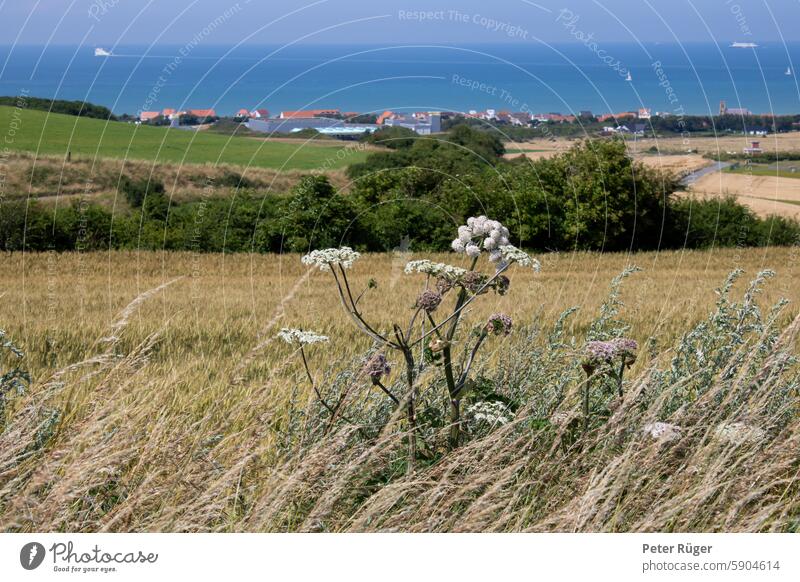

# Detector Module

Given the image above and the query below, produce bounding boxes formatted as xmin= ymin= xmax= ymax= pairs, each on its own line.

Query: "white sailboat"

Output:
xmin=786 ymin=67 xmax=793 ymax=76
xmin=625 ymin=71 xmax=632 ymax=82
xmin=94 ymin=48 xmax=111 ymax=57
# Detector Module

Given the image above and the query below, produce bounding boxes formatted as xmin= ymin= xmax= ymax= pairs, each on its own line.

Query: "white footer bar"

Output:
xmin=1 ymin=533 xmax=798 ymax=581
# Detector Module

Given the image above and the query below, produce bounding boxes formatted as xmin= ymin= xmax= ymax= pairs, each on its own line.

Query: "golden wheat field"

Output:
xmin=1 ymin=248 xmax=799 ymax=532
xmin=3 ymin=247 xmax=799 ymax=374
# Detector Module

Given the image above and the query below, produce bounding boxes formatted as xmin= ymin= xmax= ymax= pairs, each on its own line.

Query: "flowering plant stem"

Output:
xmin=299 ymin=346 xmax=364 ymax=436
xmin=391 ymin=324 xmax=419 ymax=472
xmin=442 ymin=256 xmax=478 ymax=450
xmin=325 ymin=264 xmax=420 ymax=469
xmin=583 ymin=375 xmax=592 ymax=434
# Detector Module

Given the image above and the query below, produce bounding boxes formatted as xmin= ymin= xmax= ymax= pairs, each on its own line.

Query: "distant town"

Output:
xmin=130 ymin=98 xmax=800 ymax=144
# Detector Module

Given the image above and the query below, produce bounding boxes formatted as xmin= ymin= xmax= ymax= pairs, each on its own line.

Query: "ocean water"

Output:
xmin=1 ymin=42 xmax=799 ymax=116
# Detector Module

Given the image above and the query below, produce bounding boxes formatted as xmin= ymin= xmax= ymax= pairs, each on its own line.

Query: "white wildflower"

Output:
xmin=466 ymin=401 xmax=513 ymax=429
xmin=495 ymin=245 xmax=540 ymax=270
xmin=642 ymin=422 xmax=682 ymax=443
xmin=277 ymin=328 xmax=329 ymax=346
xmin=301 ymin=247 xmax=360 ymax=271
xmin=404 ymin=260 xmax=467 ymax=281
xmin=465 ymin=243 xmax=481 ymax=258
xmin=489 ymin=226 xmax=509 ymax=244
xmin=452 ymin=216 xmax=510 ymax=256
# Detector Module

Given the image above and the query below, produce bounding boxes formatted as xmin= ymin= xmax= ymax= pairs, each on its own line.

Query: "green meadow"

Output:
xmin=0 ymin=106 xmax=369 ymax=170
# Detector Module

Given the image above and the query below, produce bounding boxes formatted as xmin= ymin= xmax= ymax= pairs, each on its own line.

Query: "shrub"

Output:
xmin=119 ymin=175 xmax=166 ymax=208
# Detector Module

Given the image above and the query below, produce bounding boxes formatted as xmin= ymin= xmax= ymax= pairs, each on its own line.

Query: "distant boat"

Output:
xmin=625 ymin=71 xmax=632 ymax=82
xmin=786 ymin=67 xmax=793 ymax=76
xmin=94 ymin=48 xmax=112 ymax=57
xmin=730 ymin=42 xmax=758 ymax=49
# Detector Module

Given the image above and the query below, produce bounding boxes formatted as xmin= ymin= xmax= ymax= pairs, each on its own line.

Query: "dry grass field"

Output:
xmin=690 ymin=171 xmax=800 ymax=219
xmin=3 ymin=247 xmax=799 ymax=377
xmin=504 ymin=132 xmax=800 ymax=160
xmin=2 ymin=152 xmax=351 ymax=208
xmin=1 ymin=247 xmax=799 ymax=533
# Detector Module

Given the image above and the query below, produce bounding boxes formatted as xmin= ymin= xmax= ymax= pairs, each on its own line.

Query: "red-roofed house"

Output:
xmin=250 ymin=108 xmax=270 ymax=119
xmin=162 ymin=108 xmax=177 ymax=118
xmin=280 ymin=109 xmax=339 ymax=119
xmin=139 ymin=111 xmax=160 ymax=122
xmin=235 ymin=109 xmax=250 ymax=119
xmin=189 ymin=109 xmax=217 ymax=119
xmin=342 ymin=111 xmax=360 ymax=120
xmin=376 ymin=110 xmax=395 ymax=125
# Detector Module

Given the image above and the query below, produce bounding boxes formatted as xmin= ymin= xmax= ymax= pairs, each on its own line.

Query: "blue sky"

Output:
xmin=1 ymin=0 xmax=799 ymax=46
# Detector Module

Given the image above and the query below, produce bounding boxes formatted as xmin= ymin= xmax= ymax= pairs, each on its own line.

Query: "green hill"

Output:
xmin=0 ymin=106 xmax=368 ymax=171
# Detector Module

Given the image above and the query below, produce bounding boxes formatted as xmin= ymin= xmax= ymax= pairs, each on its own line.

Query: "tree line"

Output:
xmin=2 ymin=127 xmax=798 ymax=254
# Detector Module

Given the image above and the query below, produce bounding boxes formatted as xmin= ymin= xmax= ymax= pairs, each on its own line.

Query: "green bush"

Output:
xmin=3 ymin=139 xmax=799 ymax=255
xmin=119 ymin=176 xmax=166 ymax=208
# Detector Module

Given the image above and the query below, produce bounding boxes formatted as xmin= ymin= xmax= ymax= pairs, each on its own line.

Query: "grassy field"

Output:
xmin=726 ymin=164 xmax=800 ymax=180
xmin=1 ymin=152 xmax=351 ymax=208
xmin=1 ymin=247 xmax=799 ymax=532
xmin=0 ymin=106 xmax=370 ymax=171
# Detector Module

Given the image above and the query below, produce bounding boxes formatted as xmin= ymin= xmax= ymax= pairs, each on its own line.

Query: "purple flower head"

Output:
xmin=461 ymin=271 xmax=489 ymax=295
xmin=486 ymin=313 xmax=513 ymax=336
xmin=363 ymin=353 xmax=391 ymax=382
xmin=584 ymin=340 xmax=617 ymax=362
xmin=584 ymin=338 xmax=639 ymax=365
xmin=436 ymin=277 xmax=453 ymax=295
xmin=612 ymin=337 xmax=638 ymax=364
xmin=416 ymin=290 xmax=442 ymax=313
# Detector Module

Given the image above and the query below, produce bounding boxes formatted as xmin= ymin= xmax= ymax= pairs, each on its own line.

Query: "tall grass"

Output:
xmin=0 ymin=249 xmax=798 ymax=532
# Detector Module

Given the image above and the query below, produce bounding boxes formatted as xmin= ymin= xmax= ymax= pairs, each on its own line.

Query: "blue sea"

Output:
xmin=1 ymin=42 xmax=800 ymax=116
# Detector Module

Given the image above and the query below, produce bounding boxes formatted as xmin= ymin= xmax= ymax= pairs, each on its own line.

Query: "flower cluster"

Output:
xmin=462 ymin=271 xmax=489 ymax=295
xmin=277 ymin=328 xmax=329 ymax=346
xmin=404 ymin=260 xmax=467 ymax=281
xmin=584 ymin=337 xmax=639 ymax=365
xmin=497 ymin=245 xmax=540 ymax=271
xmin=466 ymin=401 xmax=513 ymax=427
xmin=451 ymin=216 xmax=510 ymax=261
xmin=436 ymin=277 xmax=453 ymax=295
xmin=362 ymin=353 xmax=391 ymax=382
xmin=486 ymin=313 xmax=513 ymax=336
xmin=301 ymin=247 xmax=360 ymax=271
xmin=416 ymin=290 xmax=442 ymax=313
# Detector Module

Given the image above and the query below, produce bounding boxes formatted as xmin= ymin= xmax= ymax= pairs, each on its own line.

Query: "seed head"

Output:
xmin=486 ymin=313 xmax=513 ymax=336
xmin=363 ymin=353 xmax=391 ymax=382
xmin=416 ymin=290 xmax=442 ymax=313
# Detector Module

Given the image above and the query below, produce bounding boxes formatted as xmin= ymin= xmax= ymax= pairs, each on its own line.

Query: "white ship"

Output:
xmin=625 ymin=71 xmax=632 ymax=82
xmin=786 ymin=67 xmax=793 ymax=76
xmin=94 ymin=48 xmax=112 ymax=57
xmin=730 ymin=42 xmax=758 ymax=49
